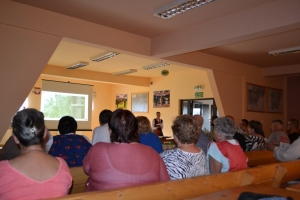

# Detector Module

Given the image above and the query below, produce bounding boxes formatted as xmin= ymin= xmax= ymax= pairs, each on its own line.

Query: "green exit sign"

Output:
xmin=195 ymin=92 xmax=203 ymax=98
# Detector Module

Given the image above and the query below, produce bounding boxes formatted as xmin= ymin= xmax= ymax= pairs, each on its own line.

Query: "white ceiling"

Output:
xmin=48 ymin=40 xmax=196 ymax=77
xmin=13 ymin=0 xmax=300 ymax=75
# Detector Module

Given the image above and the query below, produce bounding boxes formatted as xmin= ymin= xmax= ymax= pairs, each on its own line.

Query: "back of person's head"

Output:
xmin=272 ymin=120 xmax=283 ymax=125
xmin=248 ymin=120 xmax=265 ymax=137
xmin=289 ymin=119 xmax=299 ymax=129
xmin=211 ymin=115 xmax=218 ymax=126
xmin=241 ymin=119 xmax=249 ymax=126
xmin=172 ymin=115 xmax=199 ymax=144
xmin=136 ymin=116 xmax=152 ymax=134
xmin=109 ymin=109 xmax=139 ymax=143
xmin=99 ymin=109 xmax=112 ymax=125
xmin=214 ymin=117 xmax=236 ymax=139
xmin=11 ymin=108 xmax=45 ymax=147
xmin=225 ymin=115 xmax=235 ymax=122
xmin=58 ymin=116 xmax=77 ymax=135
xmin=193 ymin=115 xmax=204 ymax=129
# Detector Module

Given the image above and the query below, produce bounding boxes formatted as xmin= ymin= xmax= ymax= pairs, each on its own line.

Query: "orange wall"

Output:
xmin=165 ymin=52 xmax=285 ymax=137
xmin=1 ymin=67 xmax=213 ymax=142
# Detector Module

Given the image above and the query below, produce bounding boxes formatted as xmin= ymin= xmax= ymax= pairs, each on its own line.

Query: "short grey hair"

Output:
xmin=214 ymin=117 xmax=236 ymax=139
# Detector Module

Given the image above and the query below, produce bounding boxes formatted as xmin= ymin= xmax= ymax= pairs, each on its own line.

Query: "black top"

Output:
xmin=288 ymin=132 xmax=300 ymax=144
xmin=233 ymin=132 xmax=246 ymax=152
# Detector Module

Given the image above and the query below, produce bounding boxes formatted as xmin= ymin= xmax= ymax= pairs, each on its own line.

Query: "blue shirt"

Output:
xmin=139 ymin=132 xmax=163 ymax=154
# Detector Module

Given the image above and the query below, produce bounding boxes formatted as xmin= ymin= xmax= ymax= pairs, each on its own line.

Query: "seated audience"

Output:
xmin=210 ymin=115 xmax=218 ymax=131
xmin=267 ymin=120 xmax=290 ymax=144
xmin=0 ymin=126 xmax=53 ymax=161
xmin=207 ymin=117 xmax=247 ymax=174
xmin=92 ymin=109 xmax=112 ymax=145
xmin=267 ymin=136 xmax=300 ymax=162
xmin=226 ymin=115 xmax=246 ymax=151
xmin=245 ymin=120 xmax=266 ymax=151
xmin=160 ymin=115 xmax=206 ymax=180
xmin=0 ymin=109 xmax=72 ymax=199
xmin=286 ymin=119 xmax=300 ymax=144
xmin=194 ymin=115 xmax=210 ymax=155
xmin=136 ymin=116 xmax=163 ymax=154
xmin=238 ymin=119 xmax=249 ymax=134
xmin=49 ymin=116 xmax=91 ymax=167
xmin=83 ymin=109 xmax=169 ymax=191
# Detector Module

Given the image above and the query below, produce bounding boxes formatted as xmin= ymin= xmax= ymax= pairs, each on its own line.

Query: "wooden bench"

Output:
xmin=68 ymin=150 xmax=281 ymax=195
xmin=69 ymin=167 xmax=88 ymax=194
xmin=245 ymin=150 xmax=279 ymax=167
xmin=49 ymin=160 xmax=300 ymax=200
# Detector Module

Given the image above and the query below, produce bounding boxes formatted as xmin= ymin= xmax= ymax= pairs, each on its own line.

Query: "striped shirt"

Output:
xmin=160 ymin=147 xmax=206 ymax=180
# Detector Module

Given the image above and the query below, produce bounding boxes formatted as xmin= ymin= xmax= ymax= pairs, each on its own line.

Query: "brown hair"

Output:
xmin=171 ymin=115 xmax=199 ymax=144
xmin=136 ymin=116 xmax=153 ymax=134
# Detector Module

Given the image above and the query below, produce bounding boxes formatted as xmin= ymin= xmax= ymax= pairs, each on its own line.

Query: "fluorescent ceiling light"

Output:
xmin=90 ymin=52 xmax=119 ymax=62
xmin=112 ymin=69 xmax=137 ymax=76
xmin=142 ymin=63 xmax=171 ymax=70
xmin=269 ymin=46 xmax=300 ymax=56
xmin=153 ymin=0 xmax=215 ymax=19
xmin=65 ymin=62 xmax=89 ymax=70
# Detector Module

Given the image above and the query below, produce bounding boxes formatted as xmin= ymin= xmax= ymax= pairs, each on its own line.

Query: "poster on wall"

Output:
xmin=116 ymin=94 xmax=128 ymax=109
xmin=131 ymin=92 xmax=148 ymax=113
xmin=153 ymin=90 xmax=170 ymax=108
xmin=267 ymin=87 xmax=283 ymax=113
xmin=247 ymin=83 xmax=265 ymax=112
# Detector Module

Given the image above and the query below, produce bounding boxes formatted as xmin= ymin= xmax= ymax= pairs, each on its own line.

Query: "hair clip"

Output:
xmin=30 ymin=127 xmax=37 ymax=136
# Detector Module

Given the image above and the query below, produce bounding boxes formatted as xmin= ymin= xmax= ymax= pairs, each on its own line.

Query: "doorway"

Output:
xmin=180 ymin=98 xmax=218 ymax=132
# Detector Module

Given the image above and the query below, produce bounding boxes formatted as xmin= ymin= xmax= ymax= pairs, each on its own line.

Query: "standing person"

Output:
xmin=152 ymin=112 xmax=164 ymax=136
xmin=160 ymin=115 xmax=206 ymax=180
xmin=0 ymin=109 xmax=72 ymax=199
xmin=49 ymin=116 xmax=91 ymax=167
xmin=136 ymin=116 xmax=163 ymax=154
xmin=92 ymin=109 xmax=112 ymax=145
xmin=267 ymin=120 xmax=290 ymax=144
xmin=83 ymin=109 xmax=169 ymax=191
xmin=194 ymin=115 xmax=210 ymax=155
xmin=207 ymin=117 xmax=247 ymax=174
xmin=286 ymin=119 xmax=300 ymax=144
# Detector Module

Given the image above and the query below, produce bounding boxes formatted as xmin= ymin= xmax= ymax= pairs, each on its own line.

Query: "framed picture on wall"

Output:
xmin=131 ymin=92 xmax=148 ymax=113
xmin=153 ymin=90 xmax=170 ymax=108
xmin=115 ymin=94 xmax=128 ymax=109
xmin=267 ymin=87 xmax=283 ymax=113
xmin=247 ymin=83 xmax=266 ymax=112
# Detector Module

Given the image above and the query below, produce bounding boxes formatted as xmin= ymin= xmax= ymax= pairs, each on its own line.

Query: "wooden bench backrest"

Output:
xmin=245 ymin=150 xmax=279 ymax=167
xmin=60 ymin=160 xmax=300 ymax=200
xmin=69 ymin=167 xmax=88 ymax=194
xmin=51 ymin=163 xmax=282 ymax=200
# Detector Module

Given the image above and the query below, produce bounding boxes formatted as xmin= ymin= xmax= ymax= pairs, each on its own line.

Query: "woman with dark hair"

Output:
xmin=207 ymin=117 xmax=247 ymax=174
xmin=244 ymin=120 xmax=266 ymax=151
xmin=83 ymin=109 xmax=169 ymax=191
xmin=160 ymin=115 xmax=206 ymax=180
xmin=136 ymin=116 xmax=163 ymax=153
xmin=0 ymin=109 xmax=72 ymax=199
xmin=49 ymin=116 xmax=91 ymax=167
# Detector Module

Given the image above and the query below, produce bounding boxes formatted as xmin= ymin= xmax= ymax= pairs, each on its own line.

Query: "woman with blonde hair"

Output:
xmin=136 ymin=116 xmax=163 ymax=153
xmin=160 ymin=115 xmax=206 ymax=180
